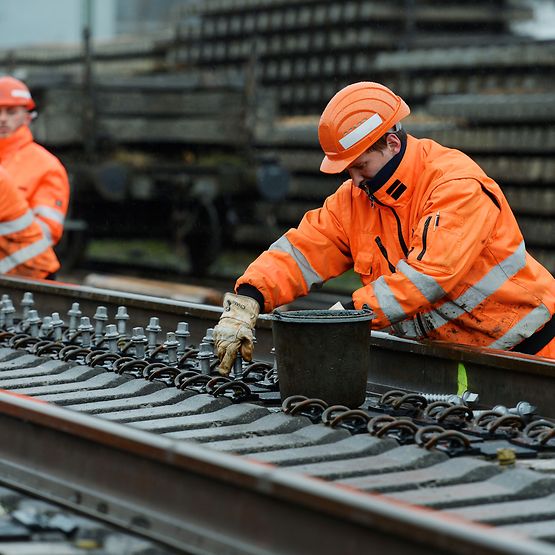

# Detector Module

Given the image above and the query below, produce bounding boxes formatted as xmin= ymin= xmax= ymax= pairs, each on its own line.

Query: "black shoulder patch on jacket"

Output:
xmin=386 ymin=179 xmax=407 ymax=200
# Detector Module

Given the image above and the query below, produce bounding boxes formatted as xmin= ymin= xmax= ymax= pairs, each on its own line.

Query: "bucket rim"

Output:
xmin=271 ymin=308 xmax=374 ymax=324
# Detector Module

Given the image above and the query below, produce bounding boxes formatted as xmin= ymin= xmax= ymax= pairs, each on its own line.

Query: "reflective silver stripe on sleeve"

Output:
xmin=0 ymin=210 xmax=34 ymax=236
xmin=268 ymin=236 xmax=323 ymax=289
xmin=339 ymin=113 xmax=383 ymax=149
xmin=456 ymin=241 xmax=527 ymax=311
xmin=36 ymin=219 xmax=52 ymax=244
xmin=415 ymin=241 xmax=528 ymax=332
xmin=397 ymin=260 xmax=446 ymax=304
xmin=0 ymin=237 xmax=52 ymax=273
xmin=373 ymin=276 xmax=407 ymax=323
xmin=489 ymin=304 xmax=553 ymax=350
xmin=34 ymin=205 xmax=65 ymax=224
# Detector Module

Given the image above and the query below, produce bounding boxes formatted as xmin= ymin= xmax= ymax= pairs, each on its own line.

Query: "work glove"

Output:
xmin=213 ymin=292 xmax=260 ymax=376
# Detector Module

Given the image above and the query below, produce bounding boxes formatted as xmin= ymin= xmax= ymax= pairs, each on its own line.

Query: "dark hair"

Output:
xmin=368 ymin=127 xmax=407 ymax=152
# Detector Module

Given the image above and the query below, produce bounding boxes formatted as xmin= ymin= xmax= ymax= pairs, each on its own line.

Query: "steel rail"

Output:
xmin=0 ymin=392 xmax=553 ymax=555
xmin=1 ymin=275 xmax=555 ymax=416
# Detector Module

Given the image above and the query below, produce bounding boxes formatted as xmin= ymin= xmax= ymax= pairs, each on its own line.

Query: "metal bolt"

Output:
xmin=461 ymin=391 xmax=480 ymax=407
xmin=163 ymin=332 xmax=179 ymax=366
xmin=78 ymin=317 xmax=94 ymax=348
xmin=39 ymin=316 xmax=53 ymax=338
xmin=51 ymin=312 xmax=64 ymax=341
xmin=232 ymin=351 xmax=243 ymax=380
xmin=67 ymin=303 xmax=82 ymax=334
xmin=104 ymin=324 xmax=120 ymax=354
xmin=26 ymin=310 xmax=41 ymax=338
xmin=2 ymin=299 xmax=16 ymax=331
xmin=131 ymin=327 xmax=148 ymax=359
xmin=420 ymin=392 xmax=463 ymax=405
xmin=197 ymin=341 xmax=213 ymax=375
xmin=115 ymin=306 xmax=130 ymax=339
xmin=20 ymin=292 xmax=34 ymax=319
xmin=146 ymin=317 xmax=162 ymax=352
xmin=419 ymin=390 xmax=479 ymax=408
xmin=175 ymin=322 xmax=190 ymax=355
xmin=512 ymin=401 xmax=537 ymax=418
xmin=93 ymin=306 xmax=108 ymax=344
xmin=202 ymin=327 xmax=215 ymax=354
xmin=493 ymin=401 xmax=537 ymax=419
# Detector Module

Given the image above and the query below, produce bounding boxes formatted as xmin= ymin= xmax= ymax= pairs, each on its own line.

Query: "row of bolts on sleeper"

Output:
xmin=0 ymin=293 xmax=252 ymax=378
xmin=0 ymin=294 xmax=537 ymax=416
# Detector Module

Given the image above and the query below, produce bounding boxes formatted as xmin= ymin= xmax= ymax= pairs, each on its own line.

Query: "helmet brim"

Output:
xmin=320 ymin=151 xmax=360 ymax=174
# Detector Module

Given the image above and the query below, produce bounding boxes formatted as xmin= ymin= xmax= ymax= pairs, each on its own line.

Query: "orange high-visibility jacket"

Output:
xmin=0 ymin=167 xmax=59 ymax=278
xmin=237 ymin=135 xmax=555 ymax=355
xmin=0 ymin=125 xmax=69 ymax=245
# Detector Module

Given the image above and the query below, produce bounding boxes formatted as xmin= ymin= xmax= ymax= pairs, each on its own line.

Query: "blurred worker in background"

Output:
xmin=0 ymin=166 xmax=59 ymax=278
xmin=0 ymin=76 xmax=69 ymax=277
xmin=214 ymin=81 xmax=555 ymax=372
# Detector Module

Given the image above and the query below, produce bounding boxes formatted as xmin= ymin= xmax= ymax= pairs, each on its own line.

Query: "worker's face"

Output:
xmin=346 ymin=134 xmax=401 ymax=186
xmin=0 ymin=106 xmax=31 ymax=138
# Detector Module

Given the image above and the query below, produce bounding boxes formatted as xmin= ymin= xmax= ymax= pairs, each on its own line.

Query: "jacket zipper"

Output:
xmin=375 ymin=236 xmax=396 ymax=273
xmin=368 ymin=192 xmax=409 ymax=257
xmin=417 ymin=216 xmax=432 ymax=261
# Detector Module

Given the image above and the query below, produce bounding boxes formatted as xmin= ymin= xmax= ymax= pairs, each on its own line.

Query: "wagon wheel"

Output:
xmin=173 ymin=198 xmax=221 ymax=277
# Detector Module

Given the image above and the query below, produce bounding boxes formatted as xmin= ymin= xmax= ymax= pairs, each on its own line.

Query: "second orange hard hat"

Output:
xmin=318 ymin=82 xmax=410 ymax=174
xmin=0 ymin=76 xmax=35 ymax=111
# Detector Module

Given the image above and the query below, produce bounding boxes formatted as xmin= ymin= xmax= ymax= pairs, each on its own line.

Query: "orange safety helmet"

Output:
xmin=318 ymin=82 xmax=410 ymax=174
xmin=0 ymin=76 xmax=35 ymax=111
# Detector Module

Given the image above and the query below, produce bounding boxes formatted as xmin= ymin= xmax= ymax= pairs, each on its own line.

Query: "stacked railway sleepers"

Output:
xmin=170 ymin=0 xmax=534 ymax=114
xmin=3 ymin=0 xmax=552 ymax=279
xmin=0 ymin=276 xmax=554 ymax=554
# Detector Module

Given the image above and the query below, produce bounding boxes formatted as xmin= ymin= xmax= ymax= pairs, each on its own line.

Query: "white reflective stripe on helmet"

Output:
xmin=11 ymin=89 xmax=31 ymax=99
xmin=33 ymin=205 xmax=65 ymax=224
xmin=0 ymin=210 xmax=34 ymax=236
xmin=339 ymin=113 xmax=383 ymax=149
xmin=269 ymin=235 xmax=323 ymax=290
xmin=0 ymin=237 xmax=51 ymax=273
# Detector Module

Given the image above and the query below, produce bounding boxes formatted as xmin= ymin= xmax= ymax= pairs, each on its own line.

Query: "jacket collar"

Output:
xmin=0 ymin=125 xmax=33 ymax=161
xmin=357 ymin=134 xmax=418 ymax=207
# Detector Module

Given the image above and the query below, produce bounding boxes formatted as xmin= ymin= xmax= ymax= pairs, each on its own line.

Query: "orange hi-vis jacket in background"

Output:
xmin=0 ymin=167 xmax=59 ymax=278
xmin=0 ymin=125 xmax=69 ymax=246
xmin=237 ymin=135 xmax=555 ymax=357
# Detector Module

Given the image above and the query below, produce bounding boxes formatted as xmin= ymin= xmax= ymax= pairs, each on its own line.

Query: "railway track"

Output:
xmin=0 ymin=275 xmax=554 ymax=554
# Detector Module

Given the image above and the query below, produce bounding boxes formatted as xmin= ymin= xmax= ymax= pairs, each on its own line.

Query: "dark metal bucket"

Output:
xmin=271 ymin=308 xmax=373 ymax=408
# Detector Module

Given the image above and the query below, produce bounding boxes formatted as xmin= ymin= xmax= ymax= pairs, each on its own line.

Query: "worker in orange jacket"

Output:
xmin=214 ymin=82 xmax=555 ymax=373
xmin=0 ymin=76 xmax=69 ymax=265
xmin=0 ymin=165 xmax=59 ymax=278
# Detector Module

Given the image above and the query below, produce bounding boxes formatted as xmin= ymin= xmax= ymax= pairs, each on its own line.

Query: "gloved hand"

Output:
xmin=213 ymin=292 xmax=260 ymax=375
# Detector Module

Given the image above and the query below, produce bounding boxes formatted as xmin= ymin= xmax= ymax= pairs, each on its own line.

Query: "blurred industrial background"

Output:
xmin=1 ymin=0 xmax=555 ymax=290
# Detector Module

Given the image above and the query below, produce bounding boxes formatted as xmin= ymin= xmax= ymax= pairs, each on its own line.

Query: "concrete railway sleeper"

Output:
xmin=0 ymin=278 xmax=554 ymax=553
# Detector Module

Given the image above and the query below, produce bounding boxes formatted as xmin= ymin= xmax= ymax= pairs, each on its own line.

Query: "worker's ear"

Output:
xmin=386 ymin=133 xmax=401 ymax=155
